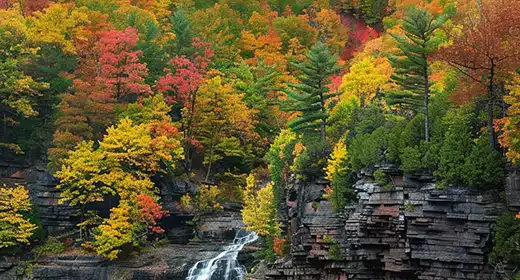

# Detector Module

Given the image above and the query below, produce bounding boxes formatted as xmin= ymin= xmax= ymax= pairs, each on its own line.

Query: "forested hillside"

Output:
xmin=1 ymin=0 xmax=520 ymax=279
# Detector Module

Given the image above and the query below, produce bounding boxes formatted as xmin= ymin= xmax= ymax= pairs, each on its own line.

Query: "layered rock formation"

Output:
xmin=267 ymin=174 xmax=504 ymax=280
xmin=0 ymin=162 xmax=77 ymax=235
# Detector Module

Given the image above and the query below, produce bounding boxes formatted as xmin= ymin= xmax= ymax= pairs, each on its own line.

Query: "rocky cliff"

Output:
xmin=0 ymin=162 xmax=77 ymax=235
xmin=267 ymin=173 xmax=505 ymax=280
xmin=0 ymin=162 xmax=510 ymax=280
xmin=0 ymin=163 xmax=250 ymax=280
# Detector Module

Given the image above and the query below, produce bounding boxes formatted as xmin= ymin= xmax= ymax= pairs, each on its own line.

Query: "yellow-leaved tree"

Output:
xmin=56 ymin=96 xmax=182 ymax=259
xmin=0 ymin=185 xmax=38 ymax=248
xmin=241 ymin=175 xmax=280 ymax=237
xmin=340 ymin=56 xmax=390 ymax=107
xmin=324 ymin=141 xmax=352 ymax=212
xmin=92 ymin=203 xmax=133 ymax=260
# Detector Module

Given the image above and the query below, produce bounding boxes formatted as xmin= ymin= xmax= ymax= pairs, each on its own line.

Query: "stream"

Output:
xmin=186 ymin=231 xmax=259 ymax=280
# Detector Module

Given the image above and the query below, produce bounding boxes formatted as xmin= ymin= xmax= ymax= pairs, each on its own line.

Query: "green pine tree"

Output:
xmin=359 ymin=0 xmax=388 ymax=25
xmin=284 ymin=43 xmax=340 ymax=142
xmin=170 ymin=9 xmax=193 ymax=57
xmin=388 ymin=7 xmax=447 ymax=143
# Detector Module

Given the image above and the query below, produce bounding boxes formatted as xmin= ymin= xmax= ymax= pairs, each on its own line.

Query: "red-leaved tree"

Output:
xmin=156 ymin=37 xmax=214 ymax=171
xmin=96 ymin=27 xmax=152 ymax=103
xmin=136 ymin=194 xmax=169 ymax=234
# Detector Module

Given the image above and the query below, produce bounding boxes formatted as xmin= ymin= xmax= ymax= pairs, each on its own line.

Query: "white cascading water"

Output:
xmin=186 ymin=231 xmax=259 ymax=280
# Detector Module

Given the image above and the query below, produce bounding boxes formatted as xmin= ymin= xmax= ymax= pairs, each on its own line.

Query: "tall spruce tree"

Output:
xmin=388 ymin=7 xmax=447 ymax=143
xmin=284 ymin=43 xmax=340 ymax=142
xmin=170 ymin=9 xmax=193 ymax=57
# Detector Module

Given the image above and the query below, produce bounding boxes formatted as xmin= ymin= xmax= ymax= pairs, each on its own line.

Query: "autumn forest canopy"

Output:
xmin=1 ymin=0 xmax=520 ymax=269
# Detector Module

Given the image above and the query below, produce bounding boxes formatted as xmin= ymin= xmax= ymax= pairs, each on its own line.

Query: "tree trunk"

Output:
xmin=3 ymin=112 xmax=6 ymax=143
xmin=184 ymin=90 xmax=198 ymax=172
xmin=204 ymin=129 xmax=217 ymax=183
xmin=488 ymin=59 xmax=497 ymax=150
xmin=321 ymin=118 xmax=326 ymax=143
xmin=319 ymin=83 xmax=326 ymax=143
xmin=424 ymin=62 xmax=430 ymax=143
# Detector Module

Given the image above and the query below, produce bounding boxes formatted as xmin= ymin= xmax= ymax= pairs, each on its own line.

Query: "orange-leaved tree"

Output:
xmin=438 ymin=0 xmax=520 ymax=150
xmin=496 ymin=75 xmax=520 ymax=164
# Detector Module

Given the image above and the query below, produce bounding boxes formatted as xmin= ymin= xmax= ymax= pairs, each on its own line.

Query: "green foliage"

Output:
xmin=346 ymin=105 xmax=386 ymax=140
xmin=34 ymin=238 xmax=65 ymax=257
xmin=388 ymin=7 xmax=448 ymax=142
xmin=323 ymin=235 xmax=343 ymax=260
xmin=255 ymin=237 xmax=277 ymax=262
xmin=463 ymin=135 xmax=505 ymax=189
xmin=169 ymin=9 xmax=193 ymax=57
xmin=292 ymin=139 xmax=331 ymax=179
xmin=400 ymin=141 xmax=439 ymax=173
xmin=284 ymin=43 xmax=340 ymax=142
xmin=265 ymin=129 xmax=297 ymax=206
xmin=490 ymin=212 xmax=520 ymax=267
xmin=389 ymin=7 xmax=447 ymax=105
xmin=342 ymin=0 xmax=388 ymax=25
xmin=230 ymin=63 xmax=282 ymax=140
xmin=312 ymin=201 xmax=320 ymax=211
xmin=435 ymin=108 xmax=505 ymax=189
xmin=373 ymin=169 xmax=389 ymax=186
xmin=326 ymin=97 xmax=360 ymax=143
xmin=268 ymin=0 xmax=314 ymax=16
xmin=405 ymin=203 xmax=415 ymax=212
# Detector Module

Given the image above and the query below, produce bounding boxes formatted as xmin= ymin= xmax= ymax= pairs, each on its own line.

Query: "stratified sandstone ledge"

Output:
xmin=267 ymin=175 xmax=505 ymax=280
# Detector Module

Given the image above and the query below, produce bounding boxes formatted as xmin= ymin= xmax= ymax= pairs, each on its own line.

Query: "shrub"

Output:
xmin=462 ymin=135 xmax=505 ymax=189
xmin=435 ymin=109 xmax=473 ymax=186
xmin=346 ymin=105 xmax=386 ymax=140
xmin=255 ymin=237 xmax=277 ymax=262
xmin=323 ymin=235 xmax=343 ymax=260
xmin=273 ymin=237 xmax=289 ymax=257
xmin=349 ymin=128 xmax=384 ymax=171
xmin=34 ymin=238 xmax=65 ymax=257
xmin=400 ymin=141 xmax=439 ymax=174
xmin=435 ymin=108 xmax=505 ymax=189
xmin=197 ymin=185 xmax=224 ymax=213
xmin=490 ymin=212 xmax=520 ymax=267
xmin=373 ymin=169 xmax=389 ymax=186
xmin=292 ymin=139 xmax=330 ymax=180
xmin=405 ymin=203 xmax=415 ymax=212
xmin=180 ymin=185 xmax=224 ymax=214
xmin=312 ymin=201 xmax=320 ymax=211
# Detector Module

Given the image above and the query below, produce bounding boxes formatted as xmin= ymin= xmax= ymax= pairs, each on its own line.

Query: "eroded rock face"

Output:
xmin=0 ymin=163 xmax=252 ymax=280
xmin=0 ymin=162 xmax=78 ymax=235
xmin=267 ymin=177 xmax=504 ymax=280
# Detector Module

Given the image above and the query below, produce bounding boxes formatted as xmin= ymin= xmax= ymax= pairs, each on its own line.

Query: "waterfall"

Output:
xmin=186 ymin=231 xmax=259 ymax=280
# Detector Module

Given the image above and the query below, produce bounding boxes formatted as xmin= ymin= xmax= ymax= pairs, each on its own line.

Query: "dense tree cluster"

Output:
xmin=0 ymin=0 xmax=519 ymax=268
